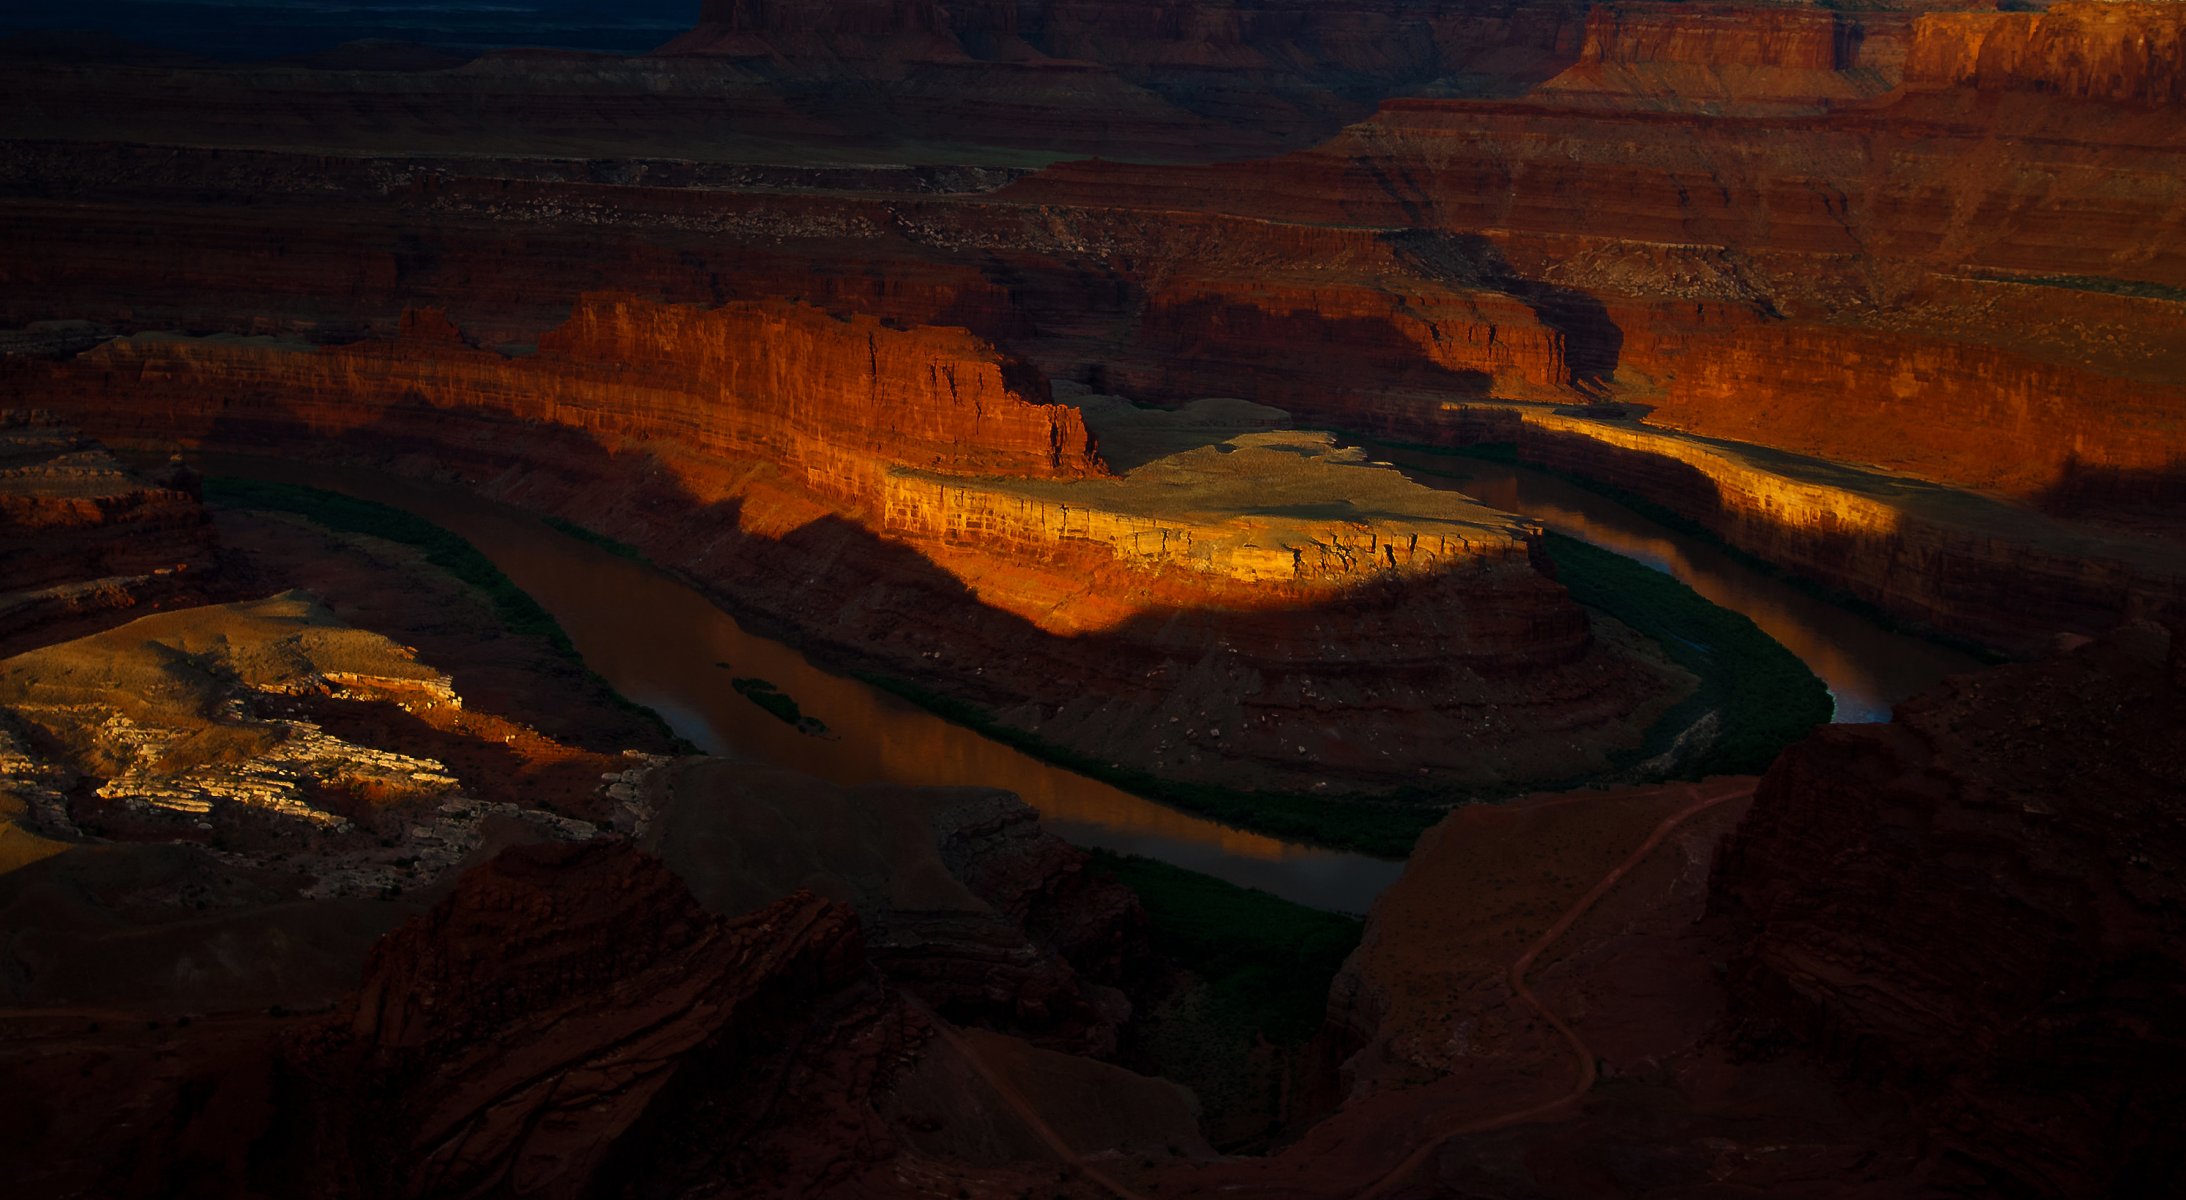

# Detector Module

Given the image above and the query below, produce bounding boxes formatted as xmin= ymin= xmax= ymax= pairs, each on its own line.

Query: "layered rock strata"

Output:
xmin=1711 ymin=622 xmax=2186 ymax=1197
xmin=1535 ymin=3 xmax=1909 ymax=113
xmin=1481 ymin=404 xmax=2186 ymax=655
xmin=644 ymin=760 xmax=1147 ymax=1055
xmin=0 ymin=836 xmax=1211 ymax=1199
xmin=44 ymin=298 xmax=1096 ymax=486
xmin=17 ymin=297 xmax=1676 ymax=795
xmin=1906 ymin=0 xmax=2186 ymax=105
xmin=317 ymin=842 xmax=907 ymax=1200
xmin=0 ymin=591 xmax=613 ymax=899
xmin=7 ymin=6 xmax=2177 ymax=661
xmin=663 ymin=0 xmax=1596 ymax=152
xmin=0 ymin=415 xmax=216 ymax=648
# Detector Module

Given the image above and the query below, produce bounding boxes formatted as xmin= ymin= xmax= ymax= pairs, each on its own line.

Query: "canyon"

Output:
xmin=4 ymin=4 xmax=2181 ymax=655
xmin=1 ymin=1 xmax=2182 ymax=1197
xmin=13 ymin=300 xmax=1681 ymax=799
xmin=0 ymin=413 xmax=216 ymax=652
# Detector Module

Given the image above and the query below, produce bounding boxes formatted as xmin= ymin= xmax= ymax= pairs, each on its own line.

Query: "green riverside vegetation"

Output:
xmin=1092 ymin=849 xmax=1364 ymax=1042
xmin=858 ymin=672 xmax=1447 ymax=857
xmin=861 ymin=520 xmax=1832 ymax=856
xmin=1974 ymin=271 xmax=2186 ymax=304
xmin=209 ymin=472 xmax=1832 ymax=858
xmin=1546 ymin=531 xmax=1833 ymax=775
xmin=1386 ymin=438 xmax=2009 ymax=663
xmin=204 ymin=476 xmax=690 ymax=749
xmin=543 ymin=514 xmax=654 ymax=564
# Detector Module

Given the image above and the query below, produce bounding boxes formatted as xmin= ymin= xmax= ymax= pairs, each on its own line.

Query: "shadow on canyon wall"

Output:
xmin=1114 ymin=297 xmax=1497 ymax=411
xmin=1384 ymin=229 xmax=1624 ymax=394
xmin=2038 ymin=452 xmax=2186 ymax=518
xmin=174 ymin=397 xmax=1611 ymax=802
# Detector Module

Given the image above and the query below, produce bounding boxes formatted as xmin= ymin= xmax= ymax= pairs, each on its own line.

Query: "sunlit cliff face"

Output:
xmin=36 ymin=296 xmax=1559 ymax=631
xmin=16 ymin=295 xmax=1683 ymax=796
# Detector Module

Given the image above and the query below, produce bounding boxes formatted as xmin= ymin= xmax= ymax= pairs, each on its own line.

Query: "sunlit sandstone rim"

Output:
xmin=14 ymin=301 xmax=1677 ymax=795
xmin=890 ymin=429 xmax=1537 ymax=588
xmin=45 ymin=302 xmax=1540 ymax=596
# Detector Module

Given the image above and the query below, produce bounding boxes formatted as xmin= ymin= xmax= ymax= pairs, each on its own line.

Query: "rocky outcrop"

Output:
xmin=0 ymin=415 xmax=216 ymax=650
xmin=317 ymin=841 xmax=904 ymax=1200
xmin=1906 ymin=0 xmax=2186 ymax=106
xmin=0 ymin=829 xmax=1212 ymax=1199
xmin=1711 ymin=623 xmax=2186 ymax=1197
xmin=16 ymin=298 xmax=1677 ymax=797
xmin=932 ymin=790 xmax=1151 ymax=993
xmin=1493 ymin=406 xmax=2186 ymax=655
xmin=645 ymin=762 xmax=1147 ymax=1055
xmin=0 ymin=841 xmax=912 ymax=1200
xmin=49 ymin=296 xmax=1095 ymax=487
xmin=0 ymin=590 xmax=619 ymax=896
xmin=1535 ymin=3 xmax=1908 ymax=113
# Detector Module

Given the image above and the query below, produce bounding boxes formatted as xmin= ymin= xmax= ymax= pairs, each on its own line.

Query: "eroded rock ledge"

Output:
xmin=17 ymin=296 xmax=1679 ymax=796
xmin=0 ymin=413 xmax=216 ymax=650
xmin=1712 ymin=621 xmax=2186 ymax=1196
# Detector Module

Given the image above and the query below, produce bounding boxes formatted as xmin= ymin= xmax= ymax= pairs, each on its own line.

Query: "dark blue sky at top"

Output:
xmin=0 ymin=1 xmax=704 ymax=59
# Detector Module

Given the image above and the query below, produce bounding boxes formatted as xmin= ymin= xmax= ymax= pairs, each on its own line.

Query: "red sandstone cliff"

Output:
xmin=1535 ymin=2 xmax=1909 ymax=112
xmin=15 ymin=296 xmax=1673 ymax=797
xmin=0 ymin=415 xmax=216 ymax=649
xmin=2 ymin=827 xmax=1221 ymax=1198
xmin=57 ymin=295 xmax=1098 ymax=488
xmin=993 ymin=18 xmax=2186 ymax=509
xmin=1907 ymin=0 xmax=2186 ymax=105
xmin=1710 ymin=622 xmax=2186 ymax=1196
xmin=318 ymin=841 xmax=907 ymax=1199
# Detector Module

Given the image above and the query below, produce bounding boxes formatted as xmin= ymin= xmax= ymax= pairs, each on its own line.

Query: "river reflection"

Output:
xmin=1372 ymin=449 xmax=1982 ymax=723
xmin=208 ymin=457 xmax=1407 ymax=913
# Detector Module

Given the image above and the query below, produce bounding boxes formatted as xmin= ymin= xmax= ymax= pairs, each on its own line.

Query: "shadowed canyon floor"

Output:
xmin=2 ymin=1 xmax=2183 ymax=1196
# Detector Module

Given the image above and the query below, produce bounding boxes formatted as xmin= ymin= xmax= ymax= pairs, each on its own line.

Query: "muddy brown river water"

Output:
xmin=1378 ymin=450 xmax=1982 ymax=724
xmin=210 ymin=450 xmax=1977 ymax=912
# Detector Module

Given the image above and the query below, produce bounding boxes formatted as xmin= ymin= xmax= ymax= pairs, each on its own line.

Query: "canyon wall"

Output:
xmin=1502 ymin=408 xmax=2186 ymax=654
xmin=1906 ymin=0 xmax=2186 ymax=105
xmin=1535 ymin=3 xmax=1909 ymax=111
xmin=1711 ymin=623 xmax=2186 ymax=1195
xmin=0 ymin=417 xmax=216 ymax=649
xmin=4 ymin=2 xmax=2181 ymax=690
xmin=653 ymin=0 xmax=1592 ymax=158
xmin=13 ymin=299 xmax=1673 ymax=797
xmin=50 ymin=295 xmax=1094 ymax=489
xmin=667 ymin=0 xmax=1591 ymax=85
xmin=990 ymin=4 xmax=2186 ymax=507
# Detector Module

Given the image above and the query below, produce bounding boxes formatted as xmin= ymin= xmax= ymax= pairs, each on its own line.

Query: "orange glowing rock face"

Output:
xmin=18 ymin=296 xmax=1676 ymax=796
xmin=1905 ymin=1 xmax=2186 ymax=105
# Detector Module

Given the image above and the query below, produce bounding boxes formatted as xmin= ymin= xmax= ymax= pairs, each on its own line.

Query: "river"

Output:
xmin=211 ymin=451 xmax=1976 ymax=913
xmin=1374 ymin=449 xmax=1982 ymax=723
xmin=212 ymin=457 xmax=1409 ymax=912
